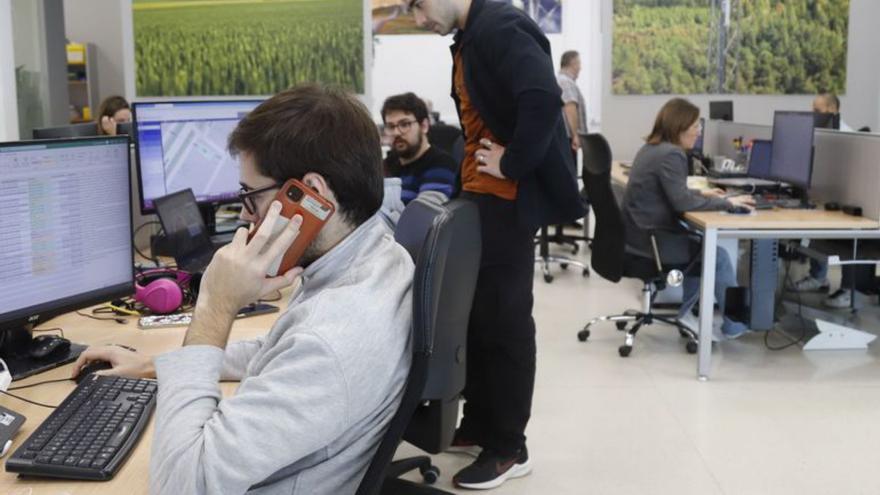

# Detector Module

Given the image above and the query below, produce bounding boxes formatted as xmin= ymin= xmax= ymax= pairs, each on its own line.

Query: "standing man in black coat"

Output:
xmin=408 ymin=0 xmax=585 ymax=490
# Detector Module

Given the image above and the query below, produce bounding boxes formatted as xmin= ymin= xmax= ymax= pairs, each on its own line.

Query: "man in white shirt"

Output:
xmin=557 ymin=50 xmax=589 ymax=160
xmin=812 ymin=92 xmax=853 ymax=132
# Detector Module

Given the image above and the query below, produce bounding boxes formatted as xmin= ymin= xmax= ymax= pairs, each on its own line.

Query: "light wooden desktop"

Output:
xmin=0 ymin=295 xmax=288 ymax=495
xmin=609 ymin=160 xmax=880 ymax=379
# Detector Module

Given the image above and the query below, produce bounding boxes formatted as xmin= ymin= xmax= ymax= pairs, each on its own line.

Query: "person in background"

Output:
xmin=382 ymin=92 xmax=458 ymax=204
xmin=410 ymin=0 xmax=586 ymax=489
xmin=621 ymin=98 xmax=755 ymax=340
xmin=557 ymin=50 xmax=588 ymax=160
xmin=96 ymin=96 xmax=131 ymax=136
xmin=812 ymin=93 xmax=853 ymax=132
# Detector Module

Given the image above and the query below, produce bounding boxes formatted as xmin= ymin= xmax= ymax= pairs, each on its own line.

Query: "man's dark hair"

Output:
xmin=229 ymin=84 xmax=383 ymax=226
xmin=381 ymin=92 xmax=429 ymax=125
xmin=560 ymin=50 xmax=580 ymax=69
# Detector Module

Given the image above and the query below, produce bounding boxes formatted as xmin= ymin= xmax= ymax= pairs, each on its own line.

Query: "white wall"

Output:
xmin=0 ymin=0 xmax=19 ymax=141
xmin=371 ymin=0 xmax=602 ymax=125
xmin=600 ymin=0 xmax=880 ymax=160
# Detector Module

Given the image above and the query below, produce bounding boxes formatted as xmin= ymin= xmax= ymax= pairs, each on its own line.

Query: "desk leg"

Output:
xmin=697 ymin=228 xmax=718 ymax=381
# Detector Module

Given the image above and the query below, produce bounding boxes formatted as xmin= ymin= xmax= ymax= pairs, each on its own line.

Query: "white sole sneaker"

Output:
xmin=455 ymin=459 xmax=532 ymax=490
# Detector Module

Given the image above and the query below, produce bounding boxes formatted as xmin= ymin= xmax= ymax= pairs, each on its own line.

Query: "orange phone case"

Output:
xmin=249 ymin=179 xmax=335 ymax=275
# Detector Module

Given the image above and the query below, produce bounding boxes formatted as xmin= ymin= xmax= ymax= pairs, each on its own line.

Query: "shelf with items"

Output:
xmin=66 ymin=42 xmax=98 ymax=124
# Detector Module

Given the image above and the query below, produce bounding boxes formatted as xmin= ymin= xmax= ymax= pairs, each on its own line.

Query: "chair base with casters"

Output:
xmin=577 ymin=256 xmax=698 ymax=357
xmin=379 ymin=457 xmax=446 ymax=494
xmin=535 ymin=225 xmax=590 ymax=283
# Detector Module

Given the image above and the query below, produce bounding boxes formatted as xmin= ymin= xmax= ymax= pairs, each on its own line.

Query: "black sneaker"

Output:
xmin=446 ymin=430 xmax=482 ymax=458
xmin=452 ymin=447 xmax=531 ymax=490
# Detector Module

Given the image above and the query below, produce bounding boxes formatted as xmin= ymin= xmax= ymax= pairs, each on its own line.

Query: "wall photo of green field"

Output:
xmin=133 ymin=0 xmax=365 ymax=97
xmin=613 ymin=0 xmax=849 ymax=95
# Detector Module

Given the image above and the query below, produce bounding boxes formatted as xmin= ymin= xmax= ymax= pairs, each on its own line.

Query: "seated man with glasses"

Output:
xmin=382 ymin=92 xmax=459 ymax=205
xmin=72 ymin=84 xmax=414 ymax=495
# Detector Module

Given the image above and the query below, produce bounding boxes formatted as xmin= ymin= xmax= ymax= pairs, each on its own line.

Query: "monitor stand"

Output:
xmin=0 ymin=326 xmax=86 ymax=381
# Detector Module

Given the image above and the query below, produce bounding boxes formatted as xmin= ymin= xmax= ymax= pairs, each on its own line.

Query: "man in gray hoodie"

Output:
xmin=72 ymin=85 xmax=414 ymax=494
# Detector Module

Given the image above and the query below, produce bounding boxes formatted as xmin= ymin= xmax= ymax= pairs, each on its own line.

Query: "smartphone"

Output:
xmin=249 ymin=179 xmax=335 ymax=276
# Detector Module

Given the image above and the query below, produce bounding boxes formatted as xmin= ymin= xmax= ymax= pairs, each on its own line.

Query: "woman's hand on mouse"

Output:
xmin=728 ymin=195 xmax=756 ymax=210
xmin=71 ymin=345 xmax=156 ymax=380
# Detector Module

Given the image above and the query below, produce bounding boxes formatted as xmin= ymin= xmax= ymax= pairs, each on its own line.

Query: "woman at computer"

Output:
xmin=96 ymin=95 xmax=131 ymax=136
xmin=622 ymin=98 xmax=755 ymax=339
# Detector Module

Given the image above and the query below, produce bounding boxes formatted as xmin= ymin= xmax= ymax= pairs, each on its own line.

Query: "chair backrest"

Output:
xmin=32 ymin=122 xmax=99 ymax=139
xmin=582 ymin=133 xmax=625 ymax=282
xmin=356 ymin=197 xmax=481 ymax=495
xmin=427 ymin=124 xmax=464 ymax=158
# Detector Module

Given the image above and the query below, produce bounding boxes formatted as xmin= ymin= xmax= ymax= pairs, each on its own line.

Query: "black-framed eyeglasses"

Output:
xmin=384 ymin=119 xmax=418 ymax=135
xmin=406 ymin=0 xmax=423 ymax=12
xmin=238 ymin=183 xmax=281 ymax=215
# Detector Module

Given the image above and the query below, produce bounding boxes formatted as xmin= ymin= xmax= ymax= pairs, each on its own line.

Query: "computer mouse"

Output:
xmin=28 ymin=335 xmax=71 ymax=359
xmin=726 ymin=205 xmax=752 ymax=215
xmin=74 ymin=360 xmax=113 ymax=384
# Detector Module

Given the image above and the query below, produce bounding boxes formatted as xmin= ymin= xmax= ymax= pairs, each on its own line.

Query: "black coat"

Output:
xmin=450 ymin=0 xmax=586 ymax=230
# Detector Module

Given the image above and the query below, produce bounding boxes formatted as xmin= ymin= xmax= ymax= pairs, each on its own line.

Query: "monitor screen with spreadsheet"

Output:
xmin=0 ymin=137 xmax=134 ymax=327
xmin=132 ymin=99 xmax=262 ymax=213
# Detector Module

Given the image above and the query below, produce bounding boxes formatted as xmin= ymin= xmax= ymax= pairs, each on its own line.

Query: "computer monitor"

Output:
xmin=768 ymin=111 xmax=816 ymax=190
xmin=0 ymin=136 xmax=134 ymax=380
xmin=747 ymin=139 xmax=772 ymax=179
xmin=32 ymin=122 xmax=99 ymax=140
xmin=154 ymin=189 xmax=216 ymax=273
xmin=132 ymin=100 xmax=262 ymax=223
xmin=813 ymin=112 xmax=841 ymax=130
xmin=709 ymin=100 xmax=734 ymax=121
xmin=116 ymin=121 xmax=133 ymax=136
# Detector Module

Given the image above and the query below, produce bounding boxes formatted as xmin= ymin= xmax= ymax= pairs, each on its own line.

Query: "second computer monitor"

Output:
xmin=747 ymin=139 xmax=772 ymax=179
xmin=709 ymin=101 xmax=734 ymax=121
xmin=132 ymin=99 xmax=263 ymax=213
xmin=768 ymin=111 xmax=815 ymax=189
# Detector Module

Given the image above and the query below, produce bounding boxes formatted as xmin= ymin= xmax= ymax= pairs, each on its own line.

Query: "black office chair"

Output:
xmin=534 ymin=150 xmax=591 ymax=283
xmin=576 ymin=134 xmax=697 ymax=357
xmin=32 ymin=122 xmax=99 ymax=139
xmin=356 ymin=197 xmax=481 ymax=495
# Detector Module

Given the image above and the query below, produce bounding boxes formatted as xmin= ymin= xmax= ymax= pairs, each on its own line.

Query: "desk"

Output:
xmin=686 ymin=209 xmax=880 ymax=380
xmin=610 ymin=162 xmax=880 ymax=380
xmin=0 ymin=297 xmax=287 ymax=494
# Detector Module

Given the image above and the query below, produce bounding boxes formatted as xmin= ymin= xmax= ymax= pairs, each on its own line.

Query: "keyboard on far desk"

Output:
xmin=752 ymin=195 xmax=803 ymax=210
xmin=6 ymin=375 xmax=156 ymax=480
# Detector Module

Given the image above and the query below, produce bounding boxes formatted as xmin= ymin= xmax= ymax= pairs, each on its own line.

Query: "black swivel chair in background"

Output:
xmin=32 ymin=122 xmax=99 ymax=139
xmin=576 ymin=134 xmax=698 ymax=357
xmin=356 ymin=197 xmax=481 ymax=495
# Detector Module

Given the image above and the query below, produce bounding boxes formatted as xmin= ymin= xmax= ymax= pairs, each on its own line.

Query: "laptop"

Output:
xmin=154 ymin=189 xmax=217 ymax=273
xmin=708 ymin=139 xmax=780 ymax=188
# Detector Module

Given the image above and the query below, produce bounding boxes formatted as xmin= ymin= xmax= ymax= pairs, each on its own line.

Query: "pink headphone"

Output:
xmin=135 ymin=269 xmax=192 ymax=314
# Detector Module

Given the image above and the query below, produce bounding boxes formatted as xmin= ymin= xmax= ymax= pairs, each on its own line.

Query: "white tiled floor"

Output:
xmin=396 ymin=247 xmax=880 ymax=494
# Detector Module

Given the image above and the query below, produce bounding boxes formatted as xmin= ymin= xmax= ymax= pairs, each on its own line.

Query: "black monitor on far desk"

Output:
xmin=0 ymin=136 xmax=134 ymax=380
xmin=767 ymin=111 xmax=816 ymax=196
xmin=709 ymin=100 xmax=734 ymax=121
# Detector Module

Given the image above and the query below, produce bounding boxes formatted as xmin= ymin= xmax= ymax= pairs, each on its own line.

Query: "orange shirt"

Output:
xmin=453 ymin=50 xmax=518 ymax=200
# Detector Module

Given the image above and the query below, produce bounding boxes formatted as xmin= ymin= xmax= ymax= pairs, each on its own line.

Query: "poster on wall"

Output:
xmin=612 ymin=0 xmax=849 ymax=95
xmin=133 ymin=0 xmax=365 ymax=97
xmin=372 ymin=0 xmax=562 ymax=35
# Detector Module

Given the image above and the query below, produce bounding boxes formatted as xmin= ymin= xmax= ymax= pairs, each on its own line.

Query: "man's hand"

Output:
xmin=475 ymin=138 xmax=507 ymax=179
xmin=183 ymin=201 xmax=304 ymax=348
xmin=571 ymin=136 xmax=581 ymax=152
xmin=71 ymin=345 xmax=155 ymax=380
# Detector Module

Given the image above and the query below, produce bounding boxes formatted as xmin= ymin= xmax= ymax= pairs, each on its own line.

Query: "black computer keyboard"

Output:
xmin=753 ymin=196 xmax=803 ymax=210
xmin=6 ymin=375 xmax=156 ymax=480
